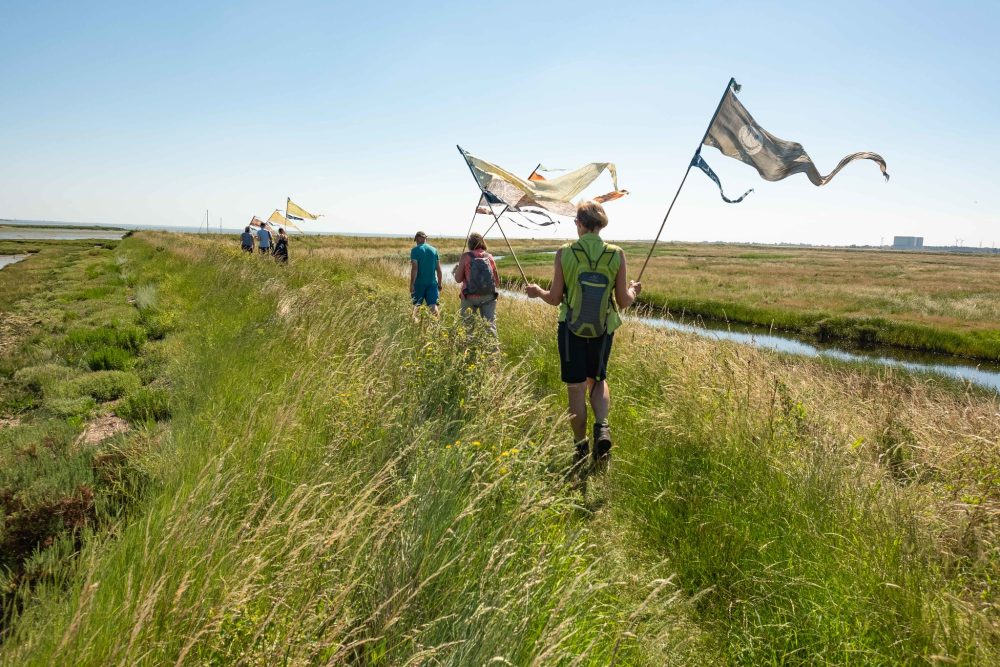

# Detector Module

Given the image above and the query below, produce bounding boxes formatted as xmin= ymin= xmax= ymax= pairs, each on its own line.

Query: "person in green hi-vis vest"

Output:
xmin=525 ymin=200 xmax=642 ymax=471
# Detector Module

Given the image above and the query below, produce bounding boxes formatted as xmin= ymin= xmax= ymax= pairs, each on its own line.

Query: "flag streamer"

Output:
xmin=691 ymin=155 xmax=753 ymax=203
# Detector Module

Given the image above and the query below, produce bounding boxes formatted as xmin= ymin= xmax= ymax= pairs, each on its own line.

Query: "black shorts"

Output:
xmin=558 ymin=321 xmax=614 ymax=384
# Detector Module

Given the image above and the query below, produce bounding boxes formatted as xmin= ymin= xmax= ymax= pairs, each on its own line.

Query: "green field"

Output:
xmin=1 ymin=233 xmax=999 ymax=665
xmin=282 ymin=234 xmax=1000 ymax=361
xmin=486 ymin=240 xmax=1000 ymax=362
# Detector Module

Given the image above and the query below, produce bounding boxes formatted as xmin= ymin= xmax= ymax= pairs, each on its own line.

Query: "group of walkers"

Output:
xmin=410 ymin=200 xmax=642 ymax=470
xmin=241 ymin=225 xmax=289 ymax=263
xmin=409 ymin=229 xmax=501 ymax=336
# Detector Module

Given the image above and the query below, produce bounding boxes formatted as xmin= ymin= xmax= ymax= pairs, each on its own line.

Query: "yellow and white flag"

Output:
xmin=286 ymin=198 xmax=321 ymax=221
xmin=268 ymin=210 xmax=301 ymax=232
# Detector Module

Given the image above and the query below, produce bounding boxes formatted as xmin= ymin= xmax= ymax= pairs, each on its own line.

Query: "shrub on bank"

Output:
xmin=14 ymin=364 xmax=79 ymax=395
xmin=70 ymin=371 xmax=141 ymax=402
xmin=84 ymin=346 xmax=133 ymax=371
xmin=116 ymin=386 xmax=170 ymax=423
xmin=66 ymin=324 xmax=146 ymax=355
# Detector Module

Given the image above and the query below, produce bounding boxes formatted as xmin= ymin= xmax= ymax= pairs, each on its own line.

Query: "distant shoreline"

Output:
xmin=2 ymin=219 xmax=997 ymax=253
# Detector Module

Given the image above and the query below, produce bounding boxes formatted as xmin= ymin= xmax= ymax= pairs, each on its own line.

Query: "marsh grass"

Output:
xmin=495 ymin=291 xmax=1000 ymax=663
xmin=2 ymin=236 xmax=693 ymax=665
xmin=493 ymin=241 xmax=1000 ymax=360
xmin=296 ymin=236 xmax=1000 ymax=359
xmin=0 ymin=238 xmax=170 ymax=641
xmin=2 ymin=233 xmax=998 ymax=665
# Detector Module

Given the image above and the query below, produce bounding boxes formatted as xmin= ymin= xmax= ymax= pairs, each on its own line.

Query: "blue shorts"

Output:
xmin=412 ymin=282 xmax=439 ymax=306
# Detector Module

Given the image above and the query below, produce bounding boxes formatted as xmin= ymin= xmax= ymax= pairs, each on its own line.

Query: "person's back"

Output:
xmin=257 ymin=226 xmax=271 ymax=252
xmin=273 ymin=230 xmax=289 ymax=263
xmin=524 ymin=200 xmax=642 ymax=473
xmin=409 ymin=232 xmax=442 ymax=316
xmin=454 ymin=233 xmax=501 ymax=336
xmin=559 ymin=234 xmax=623 ymax=338
xmin=411 ymin=242 xmax=438 ymax=284
xmin=462 ymin=249 xmax=498 ymax=298
xmin=240 ymin=228 xmax=255 ymax=252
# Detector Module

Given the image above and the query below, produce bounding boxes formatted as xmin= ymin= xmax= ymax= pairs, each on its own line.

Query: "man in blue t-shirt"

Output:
xmin=257 ymin=225 xmax=272 ymax=254
xmin=409 ymin=231 xmax=442 ymax=317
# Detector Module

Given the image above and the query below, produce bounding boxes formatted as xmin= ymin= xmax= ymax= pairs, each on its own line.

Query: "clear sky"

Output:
xmin=1 ymin=1 xmax=997 ymax=246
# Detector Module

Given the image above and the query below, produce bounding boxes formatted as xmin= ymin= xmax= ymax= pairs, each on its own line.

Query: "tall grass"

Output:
xmin=3 ymin=233 xmax=998 ymax=665
xmin=498 ymin=283 xmax=1000 ymax=664
xmin=1 ymin=238 xmax=693 ymax=665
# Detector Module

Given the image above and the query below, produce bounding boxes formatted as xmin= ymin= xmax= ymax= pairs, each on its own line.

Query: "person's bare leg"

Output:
xmin=590 ymin=379 xmax=610 ymax=424
xmin=590 ymin=378 xmax=613 ymax=463
xmin=566 ymin=382 xmax=588 ymax=442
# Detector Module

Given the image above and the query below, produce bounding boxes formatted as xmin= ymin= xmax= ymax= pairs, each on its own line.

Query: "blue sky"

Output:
xmin=1 ymin=1 xmax=997 ymax=245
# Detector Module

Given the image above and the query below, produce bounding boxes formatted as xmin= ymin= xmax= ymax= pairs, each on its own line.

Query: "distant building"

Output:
xmin=893 ymin=236 xmax=923 ymax=249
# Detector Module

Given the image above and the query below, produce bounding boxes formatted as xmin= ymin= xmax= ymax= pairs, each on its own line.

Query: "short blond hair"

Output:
xmin=575 ymin=200 xmax=608 ymax=232
xmin=467 ymin=232 xmax=488 ymax=251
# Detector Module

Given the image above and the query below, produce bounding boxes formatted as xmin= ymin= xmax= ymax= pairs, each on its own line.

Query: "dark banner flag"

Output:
xmin=691 ymin=154 xmax=753 ymax=203
xmin=639 ymin=78 xmax=890 ymax=280
xmin=700 ymin=86 xmax=889 ymax=199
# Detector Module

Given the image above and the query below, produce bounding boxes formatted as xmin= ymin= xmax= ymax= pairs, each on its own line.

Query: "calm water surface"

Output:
xmin=0 ymin=255 xmax=29 ymax=270
xmin=0 ymin=227 xmax=125 ymax=241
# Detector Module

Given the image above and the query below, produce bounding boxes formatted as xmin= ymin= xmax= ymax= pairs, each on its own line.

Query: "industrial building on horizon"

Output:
xmin=893 ymin=236 xmax=924 ymax=249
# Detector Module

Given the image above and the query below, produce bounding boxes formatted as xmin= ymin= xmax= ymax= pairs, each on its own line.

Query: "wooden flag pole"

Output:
xmin=636 ymin=77 xmax=738 ymax=282
xmin=492 ymin=213 xmax=528 ymax=283
xmin=456 ymin=145 xmax=528 ymax=283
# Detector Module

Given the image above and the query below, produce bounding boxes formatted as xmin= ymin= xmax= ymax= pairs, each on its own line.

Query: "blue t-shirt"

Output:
xmin=257 ymin=227 xmax=271 ymax=248
xmin=410 ymin=242 xmax=439 ymax=285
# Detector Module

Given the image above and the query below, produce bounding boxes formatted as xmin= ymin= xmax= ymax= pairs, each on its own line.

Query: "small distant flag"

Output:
xmin=695 ymin=81 xmax=888 ymax=202
xmin=249 ymin=216 xmax=266 ymax=228
xmin=286 ymin=198 xmax=321 ymax=221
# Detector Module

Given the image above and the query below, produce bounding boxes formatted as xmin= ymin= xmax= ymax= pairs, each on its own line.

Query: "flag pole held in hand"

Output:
xmin=637 ymin=78 xmax=888 ymax=283
xmin=637 ymin=78 xmax=738 ymax=283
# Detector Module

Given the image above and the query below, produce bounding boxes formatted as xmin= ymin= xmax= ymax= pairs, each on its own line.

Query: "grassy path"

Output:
xmin=3 ymin=233 xmax=998 ymax=665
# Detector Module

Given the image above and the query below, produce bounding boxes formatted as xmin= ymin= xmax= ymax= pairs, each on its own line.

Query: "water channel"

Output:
xmin=0 ymin=255 xmax=29 ymax=270
xmin=442 ymin=261 xmax=1000 ymax=394
xmin=0 ymin=227 xmax=127 ymax=241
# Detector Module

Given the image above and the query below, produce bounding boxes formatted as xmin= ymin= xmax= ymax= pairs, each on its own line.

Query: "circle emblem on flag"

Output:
xmin=738 ymin=125 xmax=764 ymax=155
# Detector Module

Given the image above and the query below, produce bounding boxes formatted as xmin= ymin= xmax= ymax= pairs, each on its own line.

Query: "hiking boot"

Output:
xmin=593 ymin=421 xmax=612 ymax=462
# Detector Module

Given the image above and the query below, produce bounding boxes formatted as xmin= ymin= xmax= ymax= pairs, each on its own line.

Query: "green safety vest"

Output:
xmin=558 ymin=233 xmax=623 ymax=336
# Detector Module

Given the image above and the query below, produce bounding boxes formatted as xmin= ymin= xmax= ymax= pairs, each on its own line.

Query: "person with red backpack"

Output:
xmin=452 ymin=232 xmax=500 ymax=335
xmin=524 ymin=200 xmax=641 ymax=471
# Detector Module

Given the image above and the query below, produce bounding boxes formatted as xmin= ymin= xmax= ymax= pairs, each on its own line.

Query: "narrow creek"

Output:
xmin=441 ymin=261 xmax=1000 ymax=394
xmin=0 ymin=255 xmax=29 ymax=270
